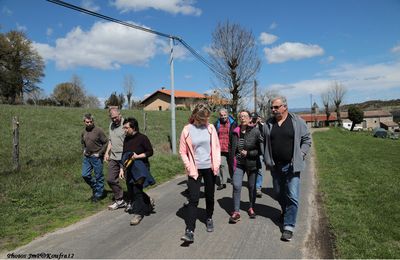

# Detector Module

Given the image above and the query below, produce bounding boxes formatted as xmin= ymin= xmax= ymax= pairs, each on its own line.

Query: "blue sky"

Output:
xmin=1 ymin=0 xmax=400 ymax=109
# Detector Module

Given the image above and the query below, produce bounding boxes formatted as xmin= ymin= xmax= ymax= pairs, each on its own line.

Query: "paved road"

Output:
xmin=5 ymin=153 xmax=317 ymax=259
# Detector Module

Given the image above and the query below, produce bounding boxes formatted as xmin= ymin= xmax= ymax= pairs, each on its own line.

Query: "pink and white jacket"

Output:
xmin=179 ymin=124 xmax=221 ymax=180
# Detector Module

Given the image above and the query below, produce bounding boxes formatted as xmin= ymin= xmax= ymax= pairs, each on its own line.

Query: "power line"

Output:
xmin=46 ymin=0 xmax=224 ymax=77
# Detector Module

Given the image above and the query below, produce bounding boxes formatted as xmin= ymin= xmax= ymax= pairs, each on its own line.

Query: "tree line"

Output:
xmin=0 ymin=29 xmax=137 ymax=109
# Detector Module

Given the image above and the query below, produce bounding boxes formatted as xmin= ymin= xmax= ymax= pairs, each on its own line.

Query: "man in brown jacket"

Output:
xmin=81 ymin=113 xmax=108 ymax=202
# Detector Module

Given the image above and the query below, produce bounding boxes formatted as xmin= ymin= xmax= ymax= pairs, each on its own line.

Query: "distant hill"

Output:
xmin=341 ymin=99 xmax=400 ymax=123
xmin=342 ymin=99 xmax=400 ymax=110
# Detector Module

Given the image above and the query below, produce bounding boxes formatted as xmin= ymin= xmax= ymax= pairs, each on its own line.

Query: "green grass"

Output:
xmin=0 ymin=105 xmax=196 ymax=252
xmin=313 ymin=128 xmax=400 ymax=258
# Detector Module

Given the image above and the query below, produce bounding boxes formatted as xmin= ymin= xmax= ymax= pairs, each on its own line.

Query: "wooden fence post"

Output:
xmin=143 ymin=111 xmax=147 ymax=134
xmin=12 ymin=116 xmax=20 ymax=171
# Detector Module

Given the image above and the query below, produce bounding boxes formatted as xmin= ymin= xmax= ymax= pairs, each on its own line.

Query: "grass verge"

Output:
xmin=313 ymin=128 xmax=400 ymax=258
xmin=0 ymin=105 xmax=194 ymax=252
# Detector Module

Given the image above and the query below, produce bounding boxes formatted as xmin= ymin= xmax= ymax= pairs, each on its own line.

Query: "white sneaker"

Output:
xmin=108 ymin=200 xmax=127 ymax=210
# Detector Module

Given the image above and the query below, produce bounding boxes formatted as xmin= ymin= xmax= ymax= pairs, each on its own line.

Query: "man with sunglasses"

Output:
xmin=81 ymin=113 xmax=108 ymax=203
xmin=262 ymin=96 xmax=311 ymax=242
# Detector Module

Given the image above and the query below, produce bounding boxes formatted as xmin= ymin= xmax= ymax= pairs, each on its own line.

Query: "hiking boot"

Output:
xmin=256 ymin=189 xmax=262 ymax=198
xmin=130 ymin=214 xmax=143 ymax=225
xmin=206 ymin=218 xmax=214 ymax=232
xmin=181 ymin=229 xmax=194 ymax=243
xmin=217 ymin=184 xmax=226 ymax=190
xmin=248 ymin=207 xmax=256 ymax=219
xmin=229 ymin=211 xmax=241 ymax=223
xmin=108 ymin=200 xmax=127 ymax=210
xmin=125 ymin=202 xmax=133 ymax=213
xmin=281 ymin=230 xmax=293 ymax=241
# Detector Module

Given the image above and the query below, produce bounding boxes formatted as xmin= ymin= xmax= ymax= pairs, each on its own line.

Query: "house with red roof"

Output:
xmin=140 ymin=87 xmax=207 ymax=111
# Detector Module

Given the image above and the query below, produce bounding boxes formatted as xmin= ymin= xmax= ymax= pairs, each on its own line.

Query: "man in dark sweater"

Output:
xmin=262 ymin=96 xmax=311 ymax=242
xmin=81 ymin=113 xmax=108 ymax=202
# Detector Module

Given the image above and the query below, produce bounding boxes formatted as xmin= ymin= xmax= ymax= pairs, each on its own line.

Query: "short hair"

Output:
xmin=109 ymin=107 xmax=120 ymax=116
xmin=239 ymin=110 xmax=251 ymax=118
xmin=189 ymin=103 xmax=211 ymax=124
xmin=83 ymin=113 xmax=94 ymax=121
xmin=123 ymin=117 xmax=139 ymax=132
xmin=271 ymin=95 xmax=288 ymax=106
xmin=218 ymin=108 xmax=228 ymax=114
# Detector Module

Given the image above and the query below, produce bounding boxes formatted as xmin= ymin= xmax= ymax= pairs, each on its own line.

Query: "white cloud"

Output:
xmin=33 ymin=21 xmax=158 ymax=70
xmin=112 ymin=0 xmax=202 ymax=16
xmin=319 ymin=55 xmax=335 ymax=64
xmin=81 ymin=0 xmax=100 ymax=12
xmin=259 ymin=32 xmax=278 ymax=45
xmin=391 ymin=43 xmax=400 ymax=54
xmin=159 ymin=39 xmax=189 ymax=60
xmin=2 ymin=6 xmax=12 ymax=16
xmin=46 ymin=28 xmax=53 ymax=37
xmin=264 ymin=42 xmax=324 ymax=63
xmin=269 ymin=22 xmax=277 ymax=30
xmin=266 ymin=61 xmax=400 ymax=105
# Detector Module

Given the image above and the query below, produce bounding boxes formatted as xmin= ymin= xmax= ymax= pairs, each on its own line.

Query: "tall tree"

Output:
xmin=85 ymin=95 xmax=101 ymax=108
xmin=257 ymin=88 xmax=279 ymax=120
xmin=124 ymin=75 xmax=134 ymax=109
xmin=52 ymin=75 xmax=86 ymax=107
xmin=209 ymin=21 xmax=261 ymax=117
xmin=348 ymin=106 xmax=364 ymax=131
xmin=321 ymin=90 xmax=331 ymax=126
xmin=0 ymin=30 xmax=45 ymax=104
xmin=105 ymin=92 xmax=125 ymax=109
xmin=330 ymin=81 xmax=347 ymax=126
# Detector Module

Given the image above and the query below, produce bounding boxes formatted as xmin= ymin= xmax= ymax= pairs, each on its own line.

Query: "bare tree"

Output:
xmin=25 ymin=88 xmax=45 ymax=106
xmin=330 ymin=81 xmax=347 ymax=126
xmin=320 ymin=90 xmax=331 ymax=126
xmin=257 ymin=87 xmax=279 ymax=120
xmin=209 ymin=21 xmax=261 ymax=117
xmin=124 ymin=75 xmax=134 ymax=109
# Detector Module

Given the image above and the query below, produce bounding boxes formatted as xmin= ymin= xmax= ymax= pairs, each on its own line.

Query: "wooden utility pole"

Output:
xmin=12 ymin=116 xmax=20 ymax=171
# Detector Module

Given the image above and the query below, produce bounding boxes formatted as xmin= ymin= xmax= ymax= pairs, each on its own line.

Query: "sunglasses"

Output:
xmin=270 ymin=105 xmax=283 ymax=110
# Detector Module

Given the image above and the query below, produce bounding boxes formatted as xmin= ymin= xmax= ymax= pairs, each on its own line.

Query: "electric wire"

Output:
xmin=46 ymin=0 xmax=224 ymax=77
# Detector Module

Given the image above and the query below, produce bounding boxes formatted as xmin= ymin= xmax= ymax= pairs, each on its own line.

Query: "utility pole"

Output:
xmin=253 ymin=80 xmax=257 ymax=113
xmin=170 ymin=38 xmax=177 ymax=154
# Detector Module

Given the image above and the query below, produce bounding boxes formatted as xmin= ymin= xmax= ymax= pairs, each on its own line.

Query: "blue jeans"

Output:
xmin=256 ymin=155 xmax=264 ymax=190
xmin=271 ymin=163 xmax=300 ymax=232
xmin=232 ymin=166 xmax=257 ymax=212
xmin=82 ymin=156 xmax=104 ymax=198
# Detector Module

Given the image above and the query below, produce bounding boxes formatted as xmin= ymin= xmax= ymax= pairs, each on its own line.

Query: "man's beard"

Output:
xmin=273 ymin=111 xmax=282 ymax=119
xmin=86 ymin=125 xmax=95 ymax=131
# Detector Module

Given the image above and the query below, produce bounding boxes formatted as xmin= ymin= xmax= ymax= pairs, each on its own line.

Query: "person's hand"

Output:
xmin=119 ymin=169 xmax=125 ymax=180
xmin=240 ymin=150 xmax=247 ymax=157
xmin=104 ymin=153 xmax=110 ymax=162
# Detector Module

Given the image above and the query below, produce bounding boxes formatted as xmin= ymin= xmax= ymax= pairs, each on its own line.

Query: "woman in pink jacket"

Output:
xmin=179 ymin=103 xmax=221 ymax=243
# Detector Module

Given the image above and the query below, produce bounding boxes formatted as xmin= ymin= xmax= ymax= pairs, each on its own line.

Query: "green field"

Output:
xmin=313 ymin=128 xmax=400 ymax=258
xmin=0 ymin=105 xmax=199 ymax=252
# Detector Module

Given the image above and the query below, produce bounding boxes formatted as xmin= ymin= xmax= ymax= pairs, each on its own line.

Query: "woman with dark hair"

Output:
xmin=229 ymin=110 xmax=262 ymax=223
xmin=179 ymin=103 xmax=221 ymax=243
xmin=119 ymin=117 xmax=155 ymax=226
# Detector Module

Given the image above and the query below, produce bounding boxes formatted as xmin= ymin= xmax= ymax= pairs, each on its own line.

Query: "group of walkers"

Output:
xmin=81 ymin=108 xmax=155 ymax=226
xmin=80 ymin=95 xmax=311 ymax=244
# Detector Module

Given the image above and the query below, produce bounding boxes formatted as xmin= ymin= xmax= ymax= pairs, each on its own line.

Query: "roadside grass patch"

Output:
xmin=0 ymin=105 xmax=193 ymax=252
xmin=313 ymin=128 xmax=400 ymax=258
